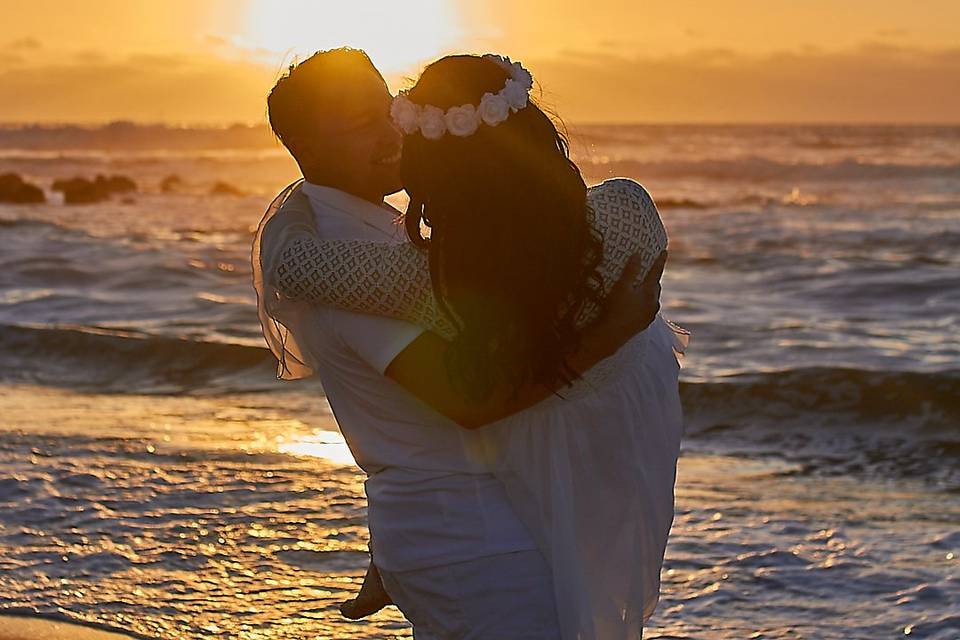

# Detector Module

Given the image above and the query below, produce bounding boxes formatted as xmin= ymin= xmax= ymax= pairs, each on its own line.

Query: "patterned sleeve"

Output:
xmin=577 ymin=179 xmax=668 ymax=327
xmin=589 ymin=179 xmax=667 ymax=293
xmin=274 ymin=236 xmax=457 ymax=339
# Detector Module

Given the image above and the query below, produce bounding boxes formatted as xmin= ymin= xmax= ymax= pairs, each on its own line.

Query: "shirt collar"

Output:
xmin=301 ymin=181 xmax=400 ymax=235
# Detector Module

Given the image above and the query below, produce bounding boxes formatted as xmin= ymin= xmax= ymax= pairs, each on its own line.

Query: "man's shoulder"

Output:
xmin=275 ymin=183 xmax=313 ymax=216
xmin=258 ymin=183 xmax=317 ymax=262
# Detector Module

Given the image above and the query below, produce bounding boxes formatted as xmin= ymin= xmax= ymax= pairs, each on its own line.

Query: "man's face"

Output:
xmin=310 ymin=67 xmax=403 ymax=200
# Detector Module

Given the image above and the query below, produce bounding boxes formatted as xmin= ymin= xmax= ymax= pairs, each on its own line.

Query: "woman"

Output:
xmin=258 ymin=54 xmax=687 ymax=638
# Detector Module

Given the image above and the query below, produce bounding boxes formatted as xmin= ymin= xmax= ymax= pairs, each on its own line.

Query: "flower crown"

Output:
xmin=390 ymin=54 xmax=534 ymax=140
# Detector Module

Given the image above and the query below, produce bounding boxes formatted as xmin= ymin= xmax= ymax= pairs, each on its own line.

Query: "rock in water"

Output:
xmin=0 ymin=173 xmax=46 ymax=204
xmin=160 ymin=174 xmax=182 ymax=193
xmin=95 ymin=174 xmax=137 ymax=194
xmin=52 ymin=177 xmax=104 ymax=204
xmin=210 ymin=181 xmax=246 ymax=197
xmin=52 ymin=174 xmax=138 ymax=204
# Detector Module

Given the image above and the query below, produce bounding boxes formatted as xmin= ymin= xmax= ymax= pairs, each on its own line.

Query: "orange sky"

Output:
xmin=1 ymin=0 xmax=958 ymax=124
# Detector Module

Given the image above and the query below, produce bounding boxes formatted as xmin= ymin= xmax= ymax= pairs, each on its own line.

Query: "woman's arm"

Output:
xmin=275 ymin=236 xmax=457 ymax=339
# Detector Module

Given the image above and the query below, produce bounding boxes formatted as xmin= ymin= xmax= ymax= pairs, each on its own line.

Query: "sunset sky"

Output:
xmin=1 ymin=0 xmax=958 ymax=124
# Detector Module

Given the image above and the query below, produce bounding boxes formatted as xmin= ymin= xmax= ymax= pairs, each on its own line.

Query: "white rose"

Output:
xmin=501 ymin=79 xmax=529 ymax=111
xmin=444 ymin=104 xmax=480 ymax=137
xmin=511 ymin=62 xmax=533 ymax=89
xmin=478 ymin=92 xmax=510 ymax=126
xmin=418 ymin=105 xmax=447 ymax=140
xmin=390 ymin=94 xmax=420 ymax=135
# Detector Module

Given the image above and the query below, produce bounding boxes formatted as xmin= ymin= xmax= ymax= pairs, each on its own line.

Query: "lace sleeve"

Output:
xmin=577 ymin=178 xmax=669 ymax=327
xmin=275 ymin=236 xmax=457 ymax=339
xmin=589 ymin=179 xmax=667 ymax=294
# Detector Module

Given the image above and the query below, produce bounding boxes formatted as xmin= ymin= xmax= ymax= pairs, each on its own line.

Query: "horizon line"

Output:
xmin=2 ymin=120 xmax=959 ymax=129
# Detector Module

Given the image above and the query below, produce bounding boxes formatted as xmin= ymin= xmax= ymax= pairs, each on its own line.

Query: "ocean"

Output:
xmin=0 ymin=124 xmax=957 ymax=638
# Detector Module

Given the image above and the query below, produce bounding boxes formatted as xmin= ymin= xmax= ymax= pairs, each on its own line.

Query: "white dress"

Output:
xmin=254 ymin=178 xmax=688 ymax=639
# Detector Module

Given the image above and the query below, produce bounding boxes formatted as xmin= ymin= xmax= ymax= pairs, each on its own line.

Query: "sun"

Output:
xmin=240 ymin=0 xmax=463 ymax=79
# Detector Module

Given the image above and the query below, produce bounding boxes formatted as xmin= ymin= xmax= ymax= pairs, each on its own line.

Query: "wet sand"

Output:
xmin=0 ymin=616 xmax=135 ymax=640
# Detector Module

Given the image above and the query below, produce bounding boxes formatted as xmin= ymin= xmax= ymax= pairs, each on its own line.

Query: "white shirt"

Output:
xmin=288 ymin=182 xmax=535 ymax=572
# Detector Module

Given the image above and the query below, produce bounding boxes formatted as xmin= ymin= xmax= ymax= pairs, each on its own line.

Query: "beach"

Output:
xmin=0 ymin=384 xmax=956 ymax=638
xmin=1 ymin=124 xmax=958 ymax=638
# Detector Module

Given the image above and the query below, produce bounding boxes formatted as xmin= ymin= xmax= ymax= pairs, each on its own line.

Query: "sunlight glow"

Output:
xmin=241 ymin=0 xmax=463 ymax=75
xmin=278 ymin=429 xmax=357 ymax=466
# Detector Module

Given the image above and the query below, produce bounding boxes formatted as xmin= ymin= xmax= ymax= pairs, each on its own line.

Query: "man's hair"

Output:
xmin=267 ymin=47 xmax=378 ymax=153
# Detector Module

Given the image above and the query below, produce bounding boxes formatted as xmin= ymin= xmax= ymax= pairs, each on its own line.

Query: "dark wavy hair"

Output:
xmin=401 ymin=54 xmax=604 ymax=400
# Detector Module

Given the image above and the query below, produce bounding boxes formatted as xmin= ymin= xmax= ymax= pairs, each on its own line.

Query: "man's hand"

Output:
xmin=605 ymin=249 xmax=666 ymax=332
xmin=575 ymin=250 xmax=667 ymax=363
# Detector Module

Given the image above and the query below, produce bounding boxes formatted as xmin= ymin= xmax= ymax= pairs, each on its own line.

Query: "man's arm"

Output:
xmin=386 ymin=252 xmax=666 ymax=429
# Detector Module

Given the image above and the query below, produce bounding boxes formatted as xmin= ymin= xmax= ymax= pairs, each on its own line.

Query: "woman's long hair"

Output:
xmin=401 ymin=55 xmax=604 ymax=400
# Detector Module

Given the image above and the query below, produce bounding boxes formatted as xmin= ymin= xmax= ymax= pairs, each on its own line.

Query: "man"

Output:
xmin=256 ymin=48 xmax=663 ymax=638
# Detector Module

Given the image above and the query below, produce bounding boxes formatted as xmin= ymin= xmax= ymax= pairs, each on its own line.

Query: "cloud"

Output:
xmin=0 ymin=37 xmax=40 ymax=66
xmin=203 ymin=35 xmax=230 ymax=48
xmin=0 ymin=51 xmax=275 ymax=124
xmin=127 ymin=53 xmax=191 ymax=69
xmin=75 ymin=50 xmax=107 ymax=64
xmin=6 ymin=37 xmax=42 ymax=51
xmin=0 ymin=42 xmax=957 ymax=124
xmin=529 ymin=43 xmax=960 ymax=123
xmin=0 ymin=52 xmax=25 ymax=67
xmin=875 ymin=28 xmax=909 ymax=39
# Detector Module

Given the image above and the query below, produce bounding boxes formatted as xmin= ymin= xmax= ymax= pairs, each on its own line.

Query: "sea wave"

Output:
xmin=681 ymin=366 xmax=960 ymax=432
xmin=4 ymin=322 xmax=958 ymax=432
xmin=681 ymin=366 xmax=960 ymax=486
xmin=0 ymin=323 xmax=277 ymax=394
xmin=579 ymin=157 xmax=960 ymax=182
xmin=0 ymin=217 xmax=67 ymax=231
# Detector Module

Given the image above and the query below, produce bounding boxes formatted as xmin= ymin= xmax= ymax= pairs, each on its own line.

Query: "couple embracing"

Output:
xmin=253 ymin=47 xmax=688 ymax=639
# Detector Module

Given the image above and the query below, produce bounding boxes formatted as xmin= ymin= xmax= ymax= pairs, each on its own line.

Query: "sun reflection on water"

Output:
xmin=277 ymin=430 xmax=357 ymax=466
